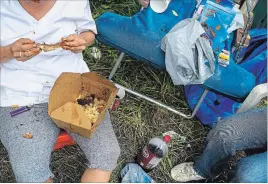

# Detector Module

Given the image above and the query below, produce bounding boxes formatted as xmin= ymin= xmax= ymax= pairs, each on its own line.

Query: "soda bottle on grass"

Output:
xmin=137 ymin=135 xmax=171 ymax=171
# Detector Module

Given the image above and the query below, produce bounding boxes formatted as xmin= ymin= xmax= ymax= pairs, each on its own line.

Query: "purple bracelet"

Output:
xmin=10 ymin=106 xmax=31 ymax=117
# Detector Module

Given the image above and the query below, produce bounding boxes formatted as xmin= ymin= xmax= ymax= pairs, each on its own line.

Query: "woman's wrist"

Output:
xmin=0 ymin=44 xmax=14 ymax=63
xmin=79 ymin=31 xmax=95 ymax=46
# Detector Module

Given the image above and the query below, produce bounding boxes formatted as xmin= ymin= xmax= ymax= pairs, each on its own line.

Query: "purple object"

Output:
xmin=10 ymin=106 xmax=31 ymax=117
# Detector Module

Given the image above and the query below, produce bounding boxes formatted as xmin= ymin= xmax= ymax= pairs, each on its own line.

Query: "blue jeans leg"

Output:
xmin=194 ymin=108 xmax=267 ymax=178
xmin=231 ymin=152 xmax=267 ymax=183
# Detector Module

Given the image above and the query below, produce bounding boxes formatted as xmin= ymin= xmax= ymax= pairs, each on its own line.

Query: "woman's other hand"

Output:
xmin=11 ymin=38 xmax=41 ymax=62
xmin=61 ymin=31 xmax=95 ymax=53
xmin=138 ymin=0 xmax=149 ymax=8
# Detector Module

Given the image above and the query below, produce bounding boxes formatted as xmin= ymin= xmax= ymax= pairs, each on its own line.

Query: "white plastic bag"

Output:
xmin=161 ymin=18 xmax=215 ymax=85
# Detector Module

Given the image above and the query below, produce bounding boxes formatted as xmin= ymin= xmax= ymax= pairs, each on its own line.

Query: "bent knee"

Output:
xmin=207 ymin=127 xmax=233 ymax=144
xmin=86 ymin=142 xmax=121 ymax=171
xmin=206 ymin=117 xmax=242 ymax=142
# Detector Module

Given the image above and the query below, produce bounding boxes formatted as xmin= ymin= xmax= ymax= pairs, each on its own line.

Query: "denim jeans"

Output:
xmin=231 ymin=151 xmax=267 ymax=182
xmin=194 ymin=107 xmax=267 ymax=182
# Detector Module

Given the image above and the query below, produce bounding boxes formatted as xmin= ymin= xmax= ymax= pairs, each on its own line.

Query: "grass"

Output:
xmin=0 ymin=0 xmax=266 ymax=183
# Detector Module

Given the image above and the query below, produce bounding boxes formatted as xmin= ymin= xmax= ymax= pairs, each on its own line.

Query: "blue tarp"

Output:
xmin=184 ymin=29 xmax=267 ymax=127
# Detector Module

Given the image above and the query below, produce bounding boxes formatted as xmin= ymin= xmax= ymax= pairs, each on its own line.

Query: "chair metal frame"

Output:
xmin=110 ymin=52 xmax=209 ymax=119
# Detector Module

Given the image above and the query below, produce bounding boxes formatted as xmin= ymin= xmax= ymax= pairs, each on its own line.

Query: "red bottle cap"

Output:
xmin=163 ymin=135 xmax=171 ymax=143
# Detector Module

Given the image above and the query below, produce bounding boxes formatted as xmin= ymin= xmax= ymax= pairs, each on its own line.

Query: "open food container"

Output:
xmin=48 ymin=72 xmax=118 ymax=138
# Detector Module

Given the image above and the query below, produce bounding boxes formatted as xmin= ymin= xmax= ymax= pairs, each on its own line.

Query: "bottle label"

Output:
xmin=142 ymin=146 xmax=150 ymax=158
xmin=137 ymin=145 xmax=162 ymax=170
xmin=147 ymin=157 xmax=162 ymax=169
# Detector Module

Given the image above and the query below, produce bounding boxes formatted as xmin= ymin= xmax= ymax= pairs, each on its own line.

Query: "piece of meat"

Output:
xmin=37 ymin=42 xmax=62 ymax=52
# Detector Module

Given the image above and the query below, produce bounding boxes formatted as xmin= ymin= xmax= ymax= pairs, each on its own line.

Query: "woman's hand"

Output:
xmin=11 ymin=38 xmax=41 ymax=62
xmin=61 ymin=32 xmax=95 ymax=53
xmin=138 ymin=0 xmax=149 ymax=8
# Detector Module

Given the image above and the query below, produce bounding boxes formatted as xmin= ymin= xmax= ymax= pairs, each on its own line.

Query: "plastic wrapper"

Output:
xmin=200 ymin=0 xmax=236 ymax=29
xmin=121 ymin=163 xmax=154 ymax=183
xmin=161 ymin=18 xmax=215 ymax=85
xmin=201 ymin=13 xmax=229 ymax=51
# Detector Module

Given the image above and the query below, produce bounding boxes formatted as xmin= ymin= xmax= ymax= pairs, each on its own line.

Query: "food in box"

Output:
xmin=48 ymin=72 xmax=118 ymax=138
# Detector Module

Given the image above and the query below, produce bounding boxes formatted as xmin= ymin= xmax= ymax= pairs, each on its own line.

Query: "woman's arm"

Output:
xmin=79 ymin=31 xmax=95 ymax=46
xmin=0 ymin=45 xmax=13 ymax=63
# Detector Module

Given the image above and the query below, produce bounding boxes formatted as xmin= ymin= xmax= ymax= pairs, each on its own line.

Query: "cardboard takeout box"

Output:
xmin=48 ymin=72 xmax=118 ymax=138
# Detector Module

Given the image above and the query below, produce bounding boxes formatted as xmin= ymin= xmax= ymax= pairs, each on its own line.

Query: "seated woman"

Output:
xmin=0 ymin=0 xmax=120 ymax=182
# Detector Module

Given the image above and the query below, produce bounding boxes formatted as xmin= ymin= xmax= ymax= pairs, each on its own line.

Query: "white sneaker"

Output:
xmin=171 ymin=162 xmax=205 ymax=182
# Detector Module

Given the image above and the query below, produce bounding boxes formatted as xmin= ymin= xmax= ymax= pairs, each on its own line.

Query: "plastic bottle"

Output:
xmin=137 ymin=135 xmax=171 ymax=171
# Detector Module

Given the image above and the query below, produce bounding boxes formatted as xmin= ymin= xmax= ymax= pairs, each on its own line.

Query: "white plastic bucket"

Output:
xmin=111 ymin=85 xmax=126 ymax=111
xmin=150 ymin=0 xmax=171 ymax=13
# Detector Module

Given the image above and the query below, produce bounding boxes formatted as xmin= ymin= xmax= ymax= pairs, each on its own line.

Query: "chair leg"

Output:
xmin=108 ymin=52 xmax=125 ymax=80
xmin=190 ymin=89 xmax=209 ymax=118
xmin=113 ymin=83 xmax=208 ymax=119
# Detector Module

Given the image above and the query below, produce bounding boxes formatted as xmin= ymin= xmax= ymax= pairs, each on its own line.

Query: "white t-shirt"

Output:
xmin=0 ymin=0 xmax=97 ymax=107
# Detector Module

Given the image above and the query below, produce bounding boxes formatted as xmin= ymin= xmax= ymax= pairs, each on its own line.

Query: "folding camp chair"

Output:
xmin=95 ymin=0 xmax=256 ymax=119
